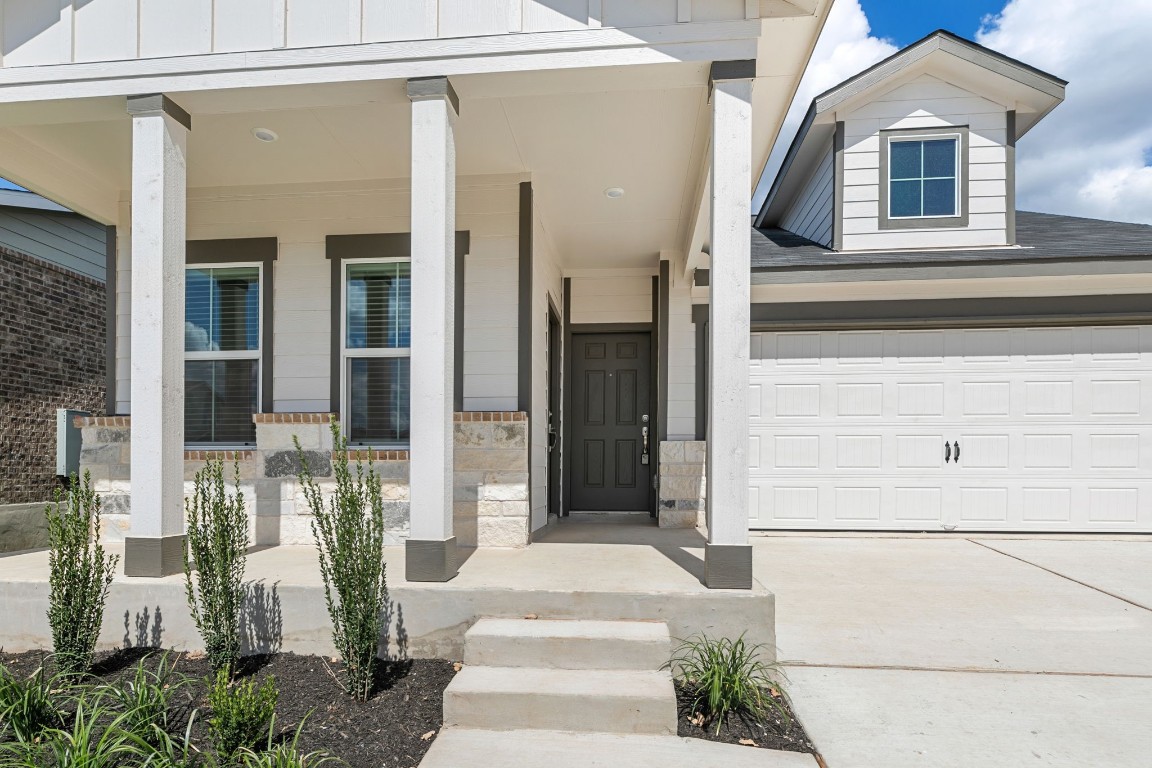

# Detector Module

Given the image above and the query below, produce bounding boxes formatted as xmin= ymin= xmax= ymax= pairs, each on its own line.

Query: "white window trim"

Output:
xmin=886 ymin=133 xmax=961 ymax=220
xmin=340 ymin=256 xmax=412 ymax=448
xmin=184 ymin=261 xmax=263 ymax=448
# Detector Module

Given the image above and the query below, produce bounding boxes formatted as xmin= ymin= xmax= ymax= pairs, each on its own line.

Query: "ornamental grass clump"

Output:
xmin=46 ymin=471 xmax=119 ymax=680
xmin=184 ymin=460 xmax=250 ymax=676
xmin=0 ymin=664 xmax=65 ymax=743
xmin=295 ymin=421 xmax=388 ymax=701
xmin=666 ymin=633 xmax=788 ymax=735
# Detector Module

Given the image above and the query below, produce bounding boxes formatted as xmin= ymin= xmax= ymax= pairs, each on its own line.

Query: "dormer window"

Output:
xmin=878 ymin=126 xmax=969 ymax=230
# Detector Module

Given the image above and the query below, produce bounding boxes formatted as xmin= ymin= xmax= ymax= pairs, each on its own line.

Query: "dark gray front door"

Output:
xmin=570 ymin=332 xmax=652 ymax=511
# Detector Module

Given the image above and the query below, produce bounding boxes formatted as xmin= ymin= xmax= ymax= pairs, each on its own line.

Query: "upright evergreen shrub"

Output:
xmin=184 ymin=460 xmax=250 ymax=676
xmin=295 ymin=421 xmax=388 ymax=701
xmin=46 ymin=471 xmax=119 ymax=680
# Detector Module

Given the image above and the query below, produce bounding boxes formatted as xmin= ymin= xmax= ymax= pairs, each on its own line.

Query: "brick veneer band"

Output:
xmin=184 ymin=450 xmax=256 ymax=461
xmin=340 ymin=450 xmax=410 ymax=461
xmin=75 ymin=415 xmax=130 ymax=428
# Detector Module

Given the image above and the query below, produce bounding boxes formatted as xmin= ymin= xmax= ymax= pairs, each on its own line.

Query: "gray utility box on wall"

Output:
xmin=56 ymin=409 xmax=89 ymax=478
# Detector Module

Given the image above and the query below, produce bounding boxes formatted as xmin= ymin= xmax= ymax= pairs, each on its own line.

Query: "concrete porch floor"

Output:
xmin=0 ymin=515 xmax=773 ymax=660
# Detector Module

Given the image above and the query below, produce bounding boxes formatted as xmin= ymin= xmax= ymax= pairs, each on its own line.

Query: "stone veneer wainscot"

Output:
xmin=78 ymin=412 xmax=530 ymax=548
xmin=657 ymin=440 xmax=706 ymax=529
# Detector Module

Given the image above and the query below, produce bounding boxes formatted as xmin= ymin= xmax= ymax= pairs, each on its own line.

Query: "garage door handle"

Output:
xmin=944 ymin=441 xmax=951 ymax=463
xmin=954 ymin=441 xmax=960 ymax=464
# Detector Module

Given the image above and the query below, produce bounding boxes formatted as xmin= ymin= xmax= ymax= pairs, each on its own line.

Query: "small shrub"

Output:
xmin=207 ymin=671 xmax=277 ymax=764
xmin=100 ymin=653 xmax=191 ymax=747
xmin=666 ymin=633 xmax=788 ymax=735
xmin=184 ymin=460 xmax=250 ymax=676
xmin=46 ymin=471 xmax=119 ymax=680
xmin=0 ymin=664 xmax=65 ymax=743
xmin=295 ymin=421 xmax=388 ymax=701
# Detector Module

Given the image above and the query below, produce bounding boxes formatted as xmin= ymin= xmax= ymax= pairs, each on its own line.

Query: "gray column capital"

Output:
xmin=406 ymin=76 xmax=460 ymax=116
xmin=126 ymin=94 xmax=192 ymax=131
xmin=709 ymin=60 xmax=756 ymax=85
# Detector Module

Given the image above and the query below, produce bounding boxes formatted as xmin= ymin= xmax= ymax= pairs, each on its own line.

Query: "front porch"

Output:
xmin=0 ymin=515 xmax=774 ymax=660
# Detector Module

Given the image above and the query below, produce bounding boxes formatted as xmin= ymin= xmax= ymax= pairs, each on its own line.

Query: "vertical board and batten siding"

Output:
xmin=840 ymin=74 xmax=1009 ymax=252
xmin=530 ymin=214 xmax=563 ymax=530
xmin=665 ymin=273 xmax=695 ymax=439
xmin=0 ymin=207 xmax=106 ymax=282
xmin=779 ymin=141 xmax=834 ymax=248
xmin=569 ymin=274 xmax=652 ymax=325
xmin=0 ymin=0 xmax=757 ymax=68
xmin=114 ymin=178 xmax=521 ymax=415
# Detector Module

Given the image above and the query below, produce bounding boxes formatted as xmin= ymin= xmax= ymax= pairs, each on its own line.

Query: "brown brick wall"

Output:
xmin=0 ymin=246 xmax=106 ymax=503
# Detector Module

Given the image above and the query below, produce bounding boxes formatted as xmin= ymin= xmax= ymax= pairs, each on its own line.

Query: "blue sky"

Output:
xmin=858 ymin=0 xmax=1004 ymax=46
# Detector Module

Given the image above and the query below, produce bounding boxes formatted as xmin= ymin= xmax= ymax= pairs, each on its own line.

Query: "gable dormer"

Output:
xmin=757 ymin=30 xmax=1066 ymax=253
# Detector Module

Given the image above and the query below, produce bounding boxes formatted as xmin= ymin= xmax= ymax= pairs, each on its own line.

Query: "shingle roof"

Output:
xmin=750 ymin=211 xmax=1152 ymax=271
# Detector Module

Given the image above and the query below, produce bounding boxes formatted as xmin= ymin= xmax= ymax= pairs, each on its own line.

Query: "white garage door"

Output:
xmin=749 ymin=325 xmax=1152 ymax=532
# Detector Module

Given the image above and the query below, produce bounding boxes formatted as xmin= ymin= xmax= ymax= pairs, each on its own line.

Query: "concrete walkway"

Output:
xmin=753 ymin=535 xmax=1152 ymax=767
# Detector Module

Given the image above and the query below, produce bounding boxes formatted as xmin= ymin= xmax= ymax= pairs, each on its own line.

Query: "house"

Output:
xmin=0 ymin=0 xmax=835 ymax=587
xmin=748 ymin=30 xmax=1152 ymax=533
xmin=0 ymin=187 xmax=110 ymax=508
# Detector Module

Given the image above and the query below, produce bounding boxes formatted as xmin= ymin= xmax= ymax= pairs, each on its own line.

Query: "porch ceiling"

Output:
xmin=0 ymin=63 xmax=711 ymax=269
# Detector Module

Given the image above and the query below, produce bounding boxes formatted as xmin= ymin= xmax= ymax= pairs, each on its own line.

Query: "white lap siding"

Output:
xmin=840 ymin=73 xmax=1010 ymax=252
xmin=114 ymin=176 xmax=522 ymax=416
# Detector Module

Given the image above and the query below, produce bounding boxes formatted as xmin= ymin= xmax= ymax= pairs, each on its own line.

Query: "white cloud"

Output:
xmin=977 ymin=0 xmax=1152 ymax=224
xmin=754 ymin=0 xmax=896 ymax=209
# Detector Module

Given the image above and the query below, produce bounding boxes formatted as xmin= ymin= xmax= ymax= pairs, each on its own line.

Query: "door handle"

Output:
xmin=641 ymin=425 xmax=650 ymax=465
xmin=944 ymin=440 xmax=951 ymax=463
xmin=953 ymin=441 xmax=960 ymax=464
xmin=547 ymin=427 xmax=557 ymax=451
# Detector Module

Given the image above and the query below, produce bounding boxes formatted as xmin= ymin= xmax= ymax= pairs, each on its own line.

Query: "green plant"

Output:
xmin=124 ymin=712 xmax=204 ymax=768
xmin=295 ymin=421 xmax=388 ymax=701
xmin=30 ymin=694 xmax=141 ymax=768
xmin=100 ymin=654 xmax=191 ymax=748
xmin=236 ymin=719 xmax=336 ymax=768
xmin=184 ymin=460 xmax=250 ymax=676
xmin=0 ymin=664 xmax=65 ymax=743
xmin=46 ymin=471 xmax=120 ymax=680
xmin=207 ymin=671 xmax=277 ymax=764
xmin=665 ymin=633 xmax=788 ymax=735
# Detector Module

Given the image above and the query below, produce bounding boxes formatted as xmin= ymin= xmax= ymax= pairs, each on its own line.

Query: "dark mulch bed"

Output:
xmin=0 ymin=648 xmax=458 ymax=768
xmin=675 ymin=681 xmax=817 ymax=754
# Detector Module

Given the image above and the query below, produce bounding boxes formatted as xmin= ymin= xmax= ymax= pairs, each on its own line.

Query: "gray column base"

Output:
xmin=406 ymin=537 xmax=458 ymax=582
xmin=124 ymin=535 xmax=186 ymax=578
xmin=704 ymin=543 xmax=753 ymax=590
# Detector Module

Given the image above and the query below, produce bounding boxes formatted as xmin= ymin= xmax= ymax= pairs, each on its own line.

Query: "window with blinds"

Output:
xmin=185 ymin=265 xmax=261 ymax=445
xmin=343 ymin=260 xmax=411 ymax=445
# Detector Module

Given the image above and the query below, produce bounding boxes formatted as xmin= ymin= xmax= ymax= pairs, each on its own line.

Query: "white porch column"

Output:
xmin=705 ymin=62 xmax=755 ymax=589
xmin=124 ymin=94 xmax=191 ymax=577
xmin=405 ymin=76 xmax=459 ymax=582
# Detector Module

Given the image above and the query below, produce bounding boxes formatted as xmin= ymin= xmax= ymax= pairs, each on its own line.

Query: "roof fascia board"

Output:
xmin=754 ymin=101 xmax=817 ymax=227
xmin=0 ymin=20 xmax=761 ymax=103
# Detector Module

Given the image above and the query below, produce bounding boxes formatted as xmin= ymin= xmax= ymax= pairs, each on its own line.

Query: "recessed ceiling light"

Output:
xmin=604 ymin=187 xmax=625 ymax=199
xmin=252 ymin=127 xmax=279 ymax=143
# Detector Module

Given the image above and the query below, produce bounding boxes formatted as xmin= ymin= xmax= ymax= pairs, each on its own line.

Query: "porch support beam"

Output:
xmin=704 ymin=64 xmax=754 ymax=589
xmin=123 ymin=93 xmax=190 ymax=577
xmin=406 ymin=76 xmax=459 ymax=582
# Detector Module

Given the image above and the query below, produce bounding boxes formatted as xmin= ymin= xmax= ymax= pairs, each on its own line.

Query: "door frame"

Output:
xmin=546 ymin=299 xmax=562 ymax=519
xmin=562 ymin=320 xmax=657 ymax=516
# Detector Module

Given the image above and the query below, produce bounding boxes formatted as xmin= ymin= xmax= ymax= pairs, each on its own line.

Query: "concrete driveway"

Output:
xmin=753 ymin=536 xmax=1152 ymax=767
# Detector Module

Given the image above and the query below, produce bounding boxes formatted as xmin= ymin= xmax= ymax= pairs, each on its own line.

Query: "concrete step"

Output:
xmin=464 ymin=618 xmax=670 ymax=670
xmin=443 ymin=666 xmax=677 ymax=735
xmin=419 ymin=728 xmax=819 ymax=768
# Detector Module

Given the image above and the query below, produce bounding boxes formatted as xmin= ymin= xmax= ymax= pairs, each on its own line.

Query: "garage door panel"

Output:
xmin=750 ymin=326 xmax=1152 ymax=532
